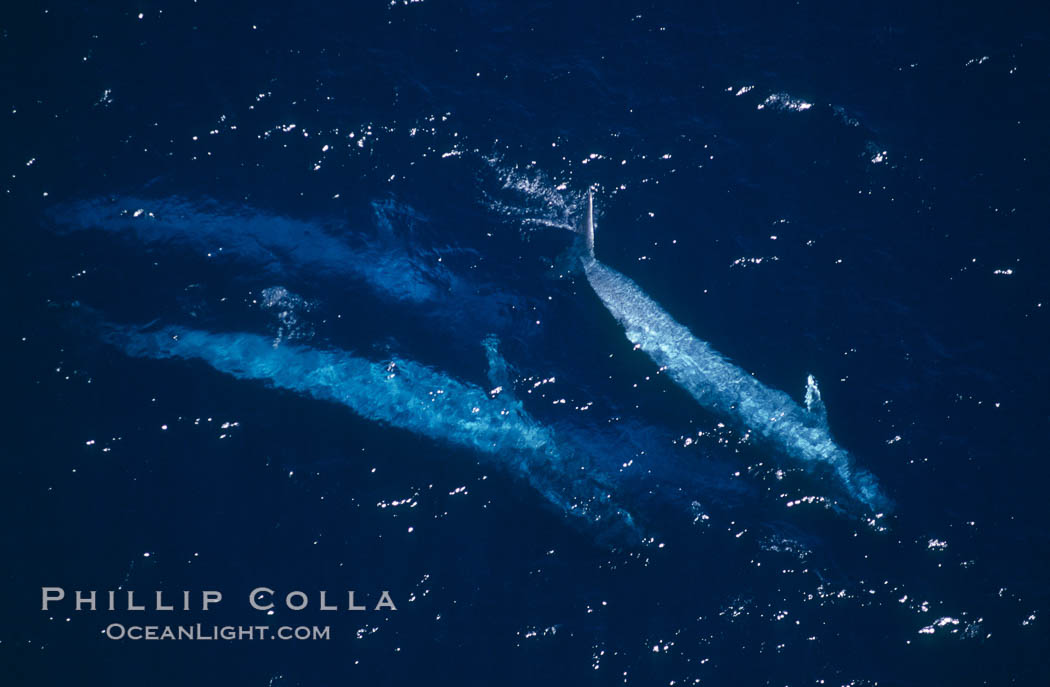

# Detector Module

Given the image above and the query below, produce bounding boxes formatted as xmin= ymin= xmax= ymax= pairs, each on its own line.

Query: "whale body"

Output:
xmin=579 ymin=193 xmax=889 ymax=512
xmin=100 ymin=321 xmax=641 ymax=536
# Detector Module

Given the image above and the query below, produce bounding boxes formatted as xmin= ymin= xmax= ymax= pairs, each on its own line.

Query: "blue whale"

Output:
xmin=579 ymin=190 xmax=890 ymax=513
xmin=99 ymin=320 xmax=644 ymax=538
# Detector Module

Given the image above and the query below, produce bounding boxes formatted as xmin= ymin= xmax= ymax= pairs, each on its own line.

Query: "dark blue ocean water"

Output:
xmin=3 ymin=1 xmax=1049 ymax=684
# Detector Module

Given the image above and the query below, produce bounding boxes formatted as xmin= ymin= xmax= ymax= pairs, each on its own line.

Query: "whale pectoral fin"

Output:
xmin=483 ymin=335 xmax=513 ymax=398
xmin=804 ymin=374 xmax=828 ymax=426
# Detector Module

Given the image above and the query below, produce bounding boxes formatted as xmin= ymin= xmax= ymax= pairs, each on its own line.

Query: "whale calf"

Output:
xmin=578 ymin=190 xmax=890 ymax=512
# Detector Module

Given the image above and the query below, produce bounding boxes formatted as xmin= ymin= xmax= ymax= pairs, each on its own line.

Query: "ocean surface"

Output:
xmin=3 ymin=1 xmax=1049 ymax=684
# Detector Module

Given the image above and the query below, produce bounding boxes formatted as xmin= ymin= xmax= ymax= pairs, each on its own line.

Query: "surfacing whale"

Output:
xmin=578 ymin=190 xmax=890 ymax=513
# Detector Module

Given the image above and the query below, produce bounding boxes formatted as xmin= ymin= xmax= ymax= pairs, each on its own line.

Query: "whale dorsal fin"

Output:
xmin=804 ymin=374 xmax=828 ymax=426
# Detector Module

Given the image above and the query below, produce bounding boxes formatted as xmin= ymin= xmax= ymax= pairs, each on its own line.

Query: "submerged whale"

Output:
xmin=98 ymin=320 xmax=642 ymax=538
xmin=49 ymin=196 xmax=523 ymax=332
xmin=55 ymin=191 xmax=759 ymax=541
xmin=578 ymin=190 xmax=890 ymax=512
